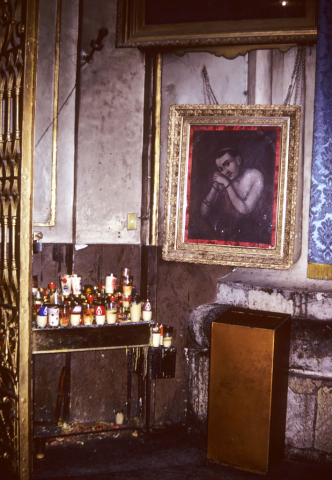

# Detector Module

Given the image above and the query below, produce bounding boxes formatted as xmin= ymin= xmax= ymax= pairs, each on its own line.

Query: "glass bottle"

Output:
xmin=60 ymin=297 xmax=70 ymax=327
xmin=82 ymin=295 xmax=94 ymax=325
xmin=106 ymin=294 xmax=117 ymax=324
xmin=36 ymin=294 xmax=48 ymax=328
xmin=48 ymin=289 xmax=60 ymax=327
xmin=94 ymin=294 xmax=106 ymax=325
xmin=130 ymin=293 xmax=141 ymax=322
xmin=48 ymin=283 xmax=56 ymax=304
xmin=70 ymin=295 xmax=82 ymax=326
xmin=142 ymin=298 xmax=153 ymax=321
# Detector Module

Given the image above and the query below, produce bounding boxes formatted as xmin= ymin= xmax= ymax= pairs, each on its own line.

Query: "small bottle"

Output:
xmin=106 ymin=294 xmax=117 ymax=324
xmin=48 ymin=283 xmax=57 ymax=304
xmin=130 ymin=293 xmax=141 ymax=322
xmin=98 ymin=284 xmax=106 ymax=296
xmin=94 ymin=295 xmax=106 ymax=325
xmin=36 ymin=295 xmax=48 ymax=328
xmin=163 ymin=325 xmax=173 ymax=348
xmin=60 ymin=300 xmax=70 ymax=327
xmin=152 ymin=324 xmax=161 ymax=347
xmin=82 ymin=295 xmax=94 ymax=325
xmin=48 ymin=290 xmax=60 ymax=327
xmin=105 ymin=274 xmax=117 ymax=295
xmin=33 ymin=289 xmax=42 ymax=323
xmin=159 ymin=323 xmax=164 ymax=346
xmin=70 ymin=295 xmax=82 ymax=326
xmin=142 ymin=299 xmax=152 ymax=321
xmin=122 ymin=295 xmax=131 ymax=310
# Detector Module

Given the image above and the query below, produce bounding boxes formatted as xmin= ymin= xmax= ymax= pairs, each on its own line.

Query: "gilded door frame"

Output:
xmin=19 ymin=1 xmax=38 ymax=478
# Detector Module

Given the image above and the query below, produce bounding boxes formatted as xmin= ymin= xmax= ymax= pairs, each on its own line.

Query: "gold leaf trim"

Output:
xmin=307 ymin=263 xmax=332 ymax=281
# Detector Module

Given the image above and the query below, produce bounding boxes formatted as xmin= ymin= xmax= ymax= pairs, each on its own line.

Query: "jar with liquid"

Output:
xmin=82 ymin=296 xmax=94 ymax=325
xmin=70 ymin=296 xmax=82 ymax=326
xmin=106 ymin=294 xmax=117 ymax=324
xmin=142 ymin=299 xmax=153 ymax=321
xmin=94 ymin=296 xmax=106 ymax=325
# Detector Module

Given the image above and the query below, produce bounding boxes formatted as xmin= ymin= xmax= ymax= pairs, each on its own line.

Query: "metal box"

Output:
xmin=150 ymin=347 xmax=176 ymax=379
xmin=134 ymin=347 xmax=177 ymax=379
xmin=207 ymin=307 xmax=291 ymax=474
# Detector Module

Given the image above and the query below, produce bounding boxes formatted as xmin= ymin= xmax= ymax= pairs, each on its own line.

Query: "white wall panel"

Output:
xmin=254 ymin=50 xmax=272 ymax=104
xmin=75 ymin=0 xmax=144 ymax=244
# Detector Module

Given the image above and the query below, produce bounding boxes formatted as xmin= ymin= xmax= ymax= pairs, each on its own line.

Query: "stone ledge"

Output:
xmin=188 ymin=302 xmax=332 ymax=378
xmin=216 ymin=282 xmax=332 ymax=320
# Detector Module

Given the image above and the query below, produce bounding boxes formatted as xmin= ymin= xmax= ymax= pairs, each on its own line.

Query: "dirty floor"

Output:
xmin=3 ymin=427 xmax=332 ymax=480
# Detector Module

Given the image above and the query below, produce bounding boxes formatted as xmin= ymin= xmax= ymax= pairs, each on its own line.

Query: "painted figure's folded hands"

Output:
xmin=201 ymin=148 xmax=264 ymax=218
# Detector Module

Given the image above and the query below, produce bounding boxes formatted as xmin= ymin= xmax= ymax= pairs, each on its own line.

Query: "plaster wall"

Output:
xmin=33 ymin=0 xmax=78 ymax=242
xmin=75 ymin=0 xmax=145 ymax=244
xmin=34 ymin=0 xmax=145 ymax=245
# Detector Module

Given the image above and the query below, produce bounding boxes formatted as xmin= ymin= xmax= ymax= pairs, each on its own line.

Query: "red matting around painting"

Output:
xmin=184 ymin=124 xmax=281 ymax=249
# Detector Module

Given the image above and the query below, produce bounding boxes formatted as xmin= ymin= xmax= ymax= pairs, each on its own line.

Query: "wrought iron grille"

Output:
xmin=0 ymin=0 xmax=26 ymax=474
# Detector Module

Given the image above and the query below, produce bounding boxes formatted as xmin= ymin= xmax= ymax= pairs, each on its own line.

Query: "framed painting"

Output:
xmin=162 ymin=105 xmax=301 ymax=269
xmin=116 ymin=0 xmax=317 ymax=50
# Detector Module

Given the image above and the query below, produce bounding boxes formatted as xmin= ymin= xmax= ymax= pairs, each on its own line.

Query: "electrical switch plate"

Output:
xmin=127 ymin=213 xmax=137 ymax=230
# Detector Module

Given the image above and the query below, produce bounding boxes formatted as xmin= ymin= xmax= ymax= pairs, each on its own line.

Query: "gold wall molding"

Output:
xmin=150 ymin=53 xmax=162 ymax=245
xmin=33 ymin=0 xmax=62 ymax=227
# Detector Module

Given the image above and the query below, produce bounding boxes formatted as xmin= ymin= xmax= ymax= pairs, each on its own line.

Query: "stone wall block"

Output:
xmin=285 ymin=387 xmax=316 ymax=449
xmin=186 ymin=348 xmax=210 ymax=430
xmin=315 ymin=387 xmax=332 ymax=453
xmin=216 ymin=282 xmax=332 ymax=321
xmin=248 ymin=289 xmax=294 ymax=314
xmin=289 ymin=320 xmax=332 ymax=377
xmin=289 ymin=376 xmax=324 ymax=395
xmin=216 ymin=283 xmax=248 ymax=307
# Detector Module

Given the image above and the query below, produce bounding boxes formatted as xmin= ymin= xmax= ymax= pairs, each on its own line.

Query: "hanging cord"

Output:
xmin=35 ymin=28 xmax=108 ymax=149
xmin=202 ymin=65 xmax=218 ymax=105
xmin=283 ymin=46 xmax=306 ymax=106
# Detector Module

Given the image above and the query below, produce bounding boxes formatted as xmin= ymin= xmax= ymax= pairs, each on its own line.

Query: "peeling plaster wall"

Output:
xmin=216 ymin=282 xmax=332 ymax=321
xmin=75 ymin=0 xmax=144 ymax=244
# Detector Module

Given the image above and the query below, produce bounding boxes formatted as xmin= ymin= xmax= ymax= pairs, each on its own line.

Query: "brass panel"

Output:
xmin=207 ymin=308 xmax=291 ymax=474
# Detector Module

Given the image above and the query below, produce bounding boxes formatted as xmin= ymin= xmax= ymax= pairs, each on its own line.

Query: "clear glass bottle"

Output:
xmin=94 ymin=294 xmax=106 ymax=325
xmin=130 ymin=293 xmax=141 ymax=322
xmin=70 ymin=295 xmax=82 ymax=326
xmin=82 ymin=295 xmax=94 ymax=325
xmin=142 ymin=298 xmax=153 ymax=321
xmin=106 ymin=294 xmax=117 ymax=324
xmin=48 ymin=289 xmax=60 ymax=327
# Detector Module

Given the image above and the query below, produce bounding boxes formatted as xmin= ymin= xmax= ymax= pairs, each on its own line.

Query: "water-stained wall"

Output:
xmin=75 ymin=0 xmax=144 ymax=245
xmin=32 ymin=0 xmax=332 ymax=457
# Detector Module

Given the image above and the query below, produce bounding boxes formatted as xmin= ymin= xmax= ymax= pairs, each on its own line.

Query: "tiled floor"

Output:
xmin=4 ymin=427 xmax=332 ymax=480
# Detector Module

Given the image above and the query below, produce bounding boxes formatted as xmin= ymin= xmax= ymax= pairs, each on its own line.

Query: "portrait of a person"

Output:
xmin=186 ymin=128 xmax=278 ymax=246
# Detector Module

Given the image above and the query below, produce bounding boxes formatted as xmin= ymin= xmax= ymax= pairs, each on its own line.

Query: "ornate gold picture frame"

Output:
xmin=116 ymin=0 xmax=317 ymax=50
xmin=162 ymin=105 xmax=301 ymax=269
